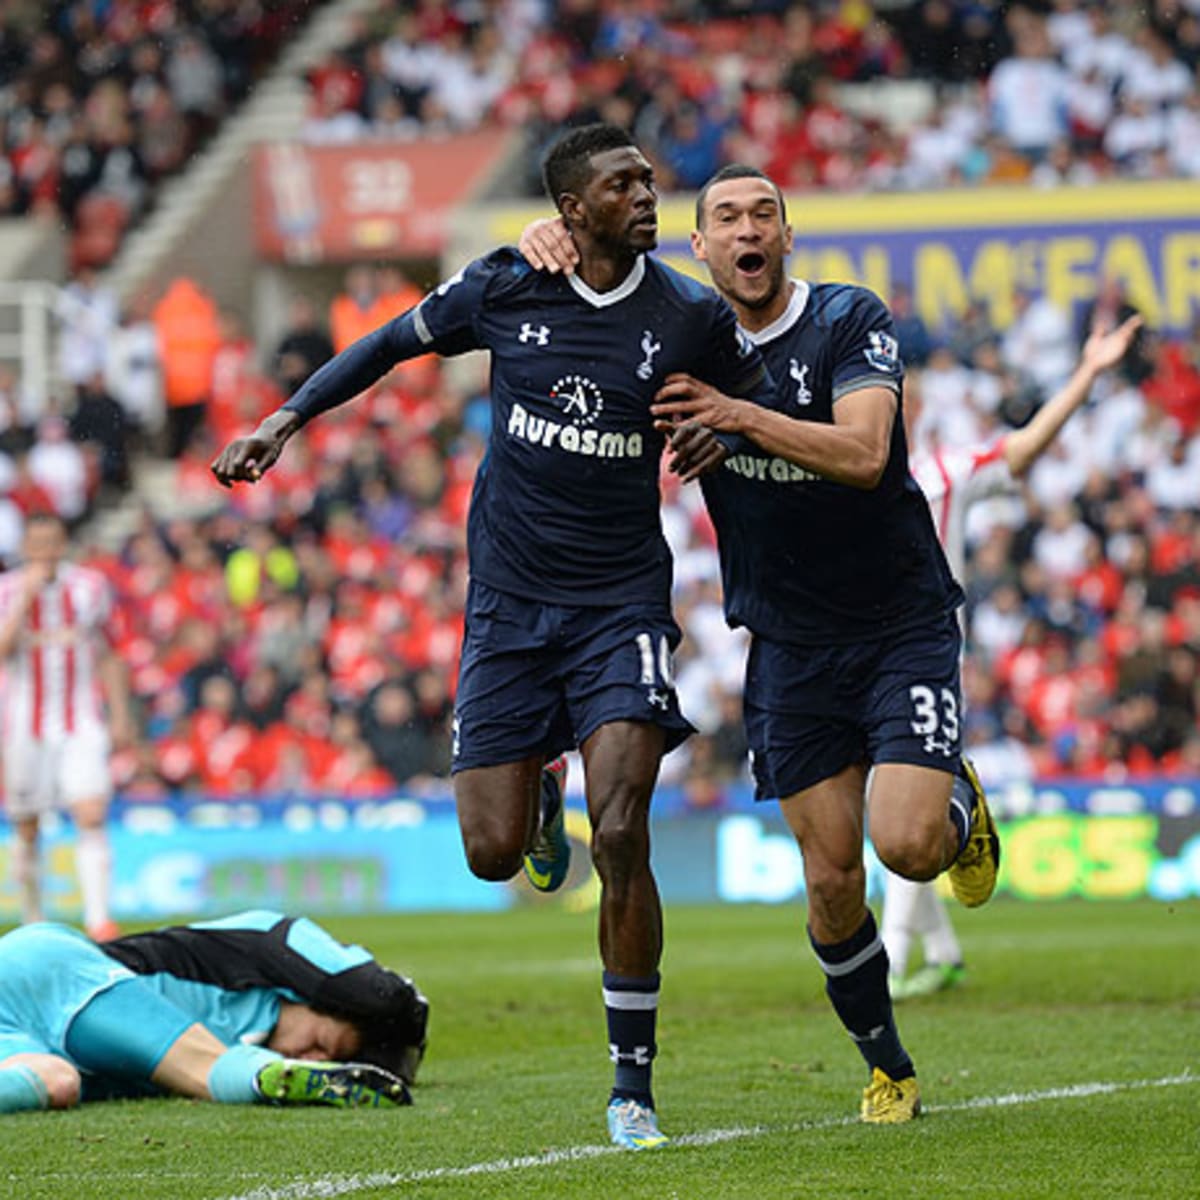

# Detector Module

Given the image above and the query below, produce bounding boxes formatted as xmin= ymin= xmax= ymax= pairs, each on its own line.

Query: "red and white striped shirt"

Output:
xmin=910 ymin=438 xmax=1013 ymax=579
xmin=0 ymin=563 xmax=117 ymax=740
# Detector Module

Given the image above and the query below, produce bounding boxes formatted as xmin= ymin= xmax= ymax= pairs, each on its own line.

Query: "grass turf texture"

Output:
xmin=2 ymin=899 xmax=1196 ymax=1200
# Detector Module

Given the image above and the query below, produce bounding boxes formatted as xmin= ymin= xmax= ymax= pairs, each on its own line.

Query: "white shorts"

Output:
xmin=3 ymin=727 xmax=112 ymax=818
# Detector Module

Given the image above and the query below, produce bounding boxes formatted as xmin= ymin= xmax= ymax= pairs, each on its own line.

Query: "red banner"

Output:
xmin=253 ymin=132 xmax=513 ymax=262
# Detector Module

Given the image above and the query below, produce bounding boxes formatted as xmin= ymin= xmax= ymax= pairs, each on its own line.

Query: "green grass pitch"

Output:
xmin=3 ymin=898 xmax=1197 ymax=1200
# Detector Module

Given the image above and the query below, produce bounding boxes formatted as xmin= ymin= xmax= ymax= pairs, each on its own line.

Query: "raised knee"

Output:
xmin=461 ymin=832 xmax=523 ymax=881
xmin=877 ymin=832 xmax=941 ymax=882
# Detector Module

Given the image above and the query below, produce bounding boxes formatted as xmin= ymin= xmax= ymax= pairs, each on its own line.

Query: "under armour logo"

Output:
xmin=646 ymin=688 xmax=670 ymax=711
xmin=518 ymin=323 xmax=550 ymax=345
xmin=789 ymin=358 xmax=812 ymax=405
xmin=609 ymin=1044 xmax=653 ymax=1065
xmin=852 ymin=1024 xmax=887 ymax=1043
xmin=923 ymin=735 xmax=955 ymax=757
xmin=636 ymin=330 xmax=662 ymax=380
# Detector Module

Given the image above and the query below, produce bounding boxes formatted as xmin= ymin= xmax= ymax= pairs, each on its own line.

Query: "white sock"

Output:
xmin=881 ymin=870 xmax=922 ymax=978
xmin=12 ymin=837 xmax=42 ymax=924
xmin=921 ymin=887 xmax=963 ymax=966
xmin=76 ymin=827 xmax=112 ymax=930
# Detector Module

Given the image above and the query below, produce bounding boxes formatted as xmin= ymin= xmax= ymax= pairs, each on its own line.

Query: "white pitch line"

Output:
xmin=217 ymin=1071 xmax=1197 ymax=1200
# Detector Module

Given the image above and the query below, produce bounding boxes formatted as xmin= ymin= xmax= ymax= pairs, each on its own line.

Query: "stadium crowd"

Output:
xmin=4 ymin=0 xmax=1200 ymax=254
xmin=2 ymin=0 xmax=1199 ymax=803
xmin=3 ymin=258 xmax=1200 ymax=802
xmin=300 ymin=0 xmax=1200 ymax=190
xmin=0 ymin=0 xmax=317 ymax=265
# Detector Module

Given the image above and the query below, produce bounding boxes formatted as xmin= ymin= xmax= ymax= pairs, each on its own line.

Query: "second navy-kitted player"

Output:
xmin=212 ymin=125 xmax=775 ymax=1150
xmin=644 ymin=166 xmax=1001 ymax=1125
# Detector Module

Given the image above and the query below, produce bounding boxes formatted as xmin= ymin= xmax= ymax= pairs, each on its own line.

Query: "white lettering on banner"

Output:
xmin=343 ymin=159 xmax=413 ymax=213
xmin=506 ymin=403 xmax=644 ymax=459
xmin=716 ymin=816 xmax=891 ymax=905
xmin=125 ymin=851 xmax=206 ymax=915
xmin=717 ymin=816 xmax=804 ymax=903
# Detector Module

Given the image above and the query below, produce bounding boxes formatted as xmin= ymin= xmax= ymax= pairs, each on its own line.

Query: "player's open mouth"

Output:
xmin=632 ymin=217 xmax=657 ymax=231
xmin=736 ymin=252 xmax=767 ymax=277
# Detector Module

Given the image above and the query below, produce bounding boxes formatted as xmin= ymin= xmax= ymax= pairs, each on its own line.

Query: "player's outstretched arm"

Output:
xmin=517 ymin=216 xmax=578 ymax=274
xmin=211 ymin=307 xmax=435 ymax=487
xmin=1003 ymin=314 xmax=1143 ymax=479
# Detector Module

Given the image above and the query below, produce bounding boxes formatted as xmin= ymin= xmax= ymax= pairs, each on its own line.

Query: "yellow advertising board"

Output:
xmin=487 ymin=180 xmax=1200 ymax=333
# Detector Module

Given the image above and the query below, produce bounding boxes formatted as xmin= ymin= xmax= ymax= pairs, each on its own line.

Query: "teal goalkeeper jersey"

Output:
xmin=0 ymin=922 xmax=282 ymax=1061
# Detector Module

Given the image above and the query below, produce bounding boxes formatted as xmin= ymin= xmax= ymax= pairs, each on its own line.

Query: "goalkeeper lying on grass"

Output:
xmin=0 ymin=910 xmax=428 ymax=1114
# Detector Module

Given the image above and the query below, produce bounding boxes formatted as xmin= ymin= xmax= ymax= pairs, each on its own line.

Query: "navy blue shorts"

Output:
xmin=451 ymin=581 xmax=694 ymax=772
xmin=744 ymin=613 xmax=963 ymax=801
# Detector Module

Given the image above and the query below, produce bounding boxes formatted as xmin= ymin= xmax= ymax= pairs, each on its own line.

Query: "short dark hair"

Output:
xmin=542 ymin=123 xmax=637 ymax=212
xmin=695 ymin=164 xmax=788 ymax=229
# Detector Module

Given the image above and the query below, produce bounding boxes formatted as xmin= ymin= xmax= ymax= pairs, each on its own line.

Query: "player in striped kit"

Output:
xmin=885 ymin=314 xmax=1142 ymax=1000
xmin=0 ymin=512 xmax=133 ymax=940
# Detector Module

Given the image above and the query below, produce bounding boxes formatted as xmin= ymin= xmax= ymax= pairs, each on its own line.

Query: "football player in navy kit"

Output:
xmin=520 ymin=164 xmax=999 ymax=1125
xmin=212 ymin=126 xmax=773 ymax=1149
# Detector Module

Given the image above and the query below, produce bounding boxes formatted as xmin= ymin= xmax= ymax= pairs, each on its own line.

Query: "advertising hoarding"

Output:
xmin=2 ymin=782 xmax=1196 ymax=921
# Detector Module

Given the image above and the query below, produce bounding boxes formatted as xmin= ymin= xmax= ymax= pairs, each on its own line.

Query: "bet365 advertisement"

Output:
xmin=0 ymin=781 xmax=1197 ymax=922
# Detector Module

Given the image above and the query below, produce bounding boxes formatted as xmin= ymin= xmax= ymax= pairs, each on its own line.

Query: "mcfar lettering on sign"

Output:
xmin=595 ymin=180 xmax=1200 ymax=337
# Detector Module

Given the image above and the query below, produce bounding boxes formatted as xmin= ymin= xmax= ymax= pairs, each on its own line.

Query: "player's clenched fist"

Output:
xmin=211 ymin=411 xmax=302 ymax=488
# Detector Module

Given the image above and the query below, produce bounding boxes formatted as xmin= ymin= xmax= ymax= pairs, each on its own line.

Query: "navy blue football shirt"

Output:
xmin=403 ymin=248 xmax=771 ymax=606
xmin=701 ymin=280 xmax=963 ymax=646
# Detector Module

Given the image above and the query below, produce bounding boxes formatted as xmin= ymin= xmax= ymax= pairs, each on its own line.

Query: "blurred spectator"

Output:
xmin=372 ymin=266 xmax=424 ymax=323
xmin=1167 ymin=91 xmax=1200 ymax=177
xmin=225 ymin=523 xmax=299 ymax=609
xmin=330 ymin=266 xmax=380 ymax=354
xmin=380 ymin=12 xmax=438 ymax=118
xmin=988 ymin=14 xmax=1070 ymax=160
xmin=361 ymin=679 xmax=437 ymax=787
xmin=891 ymin=283 xmax=932 ymax=368
xmin=153 ymin=277 xmax=221 ymax=458
xmin=69 ymin=372 xmax=130 ymax=491
xmin=1142 ymin=332 xmax=1200 ymax=436
xmin=1063 ymin=4 xmax=1130 ymax=84
xmin=1078 ymin=277 xmax=1151 ymax=384
xmin=1122 ymin=26 xmax=1193 ymax=109
xmin=105 ymin=295 xmax=163 ymax=442
xmin=1002 ymin=288 xmax=1075 ymax=399
xmin=28 ymin=417 xmax=89 ymax=522
xmin=56 ymin=266 xmax=118 ymax=394
xmin=1144 ymin=434 xmax=1200 ymax=511
xmin=272 ymin=297 xmax=335 ymax=397
xmin=167 ymin=32 xmax=225 ymax=145
xmin=428 ymin=27 xmax=513 ymax=131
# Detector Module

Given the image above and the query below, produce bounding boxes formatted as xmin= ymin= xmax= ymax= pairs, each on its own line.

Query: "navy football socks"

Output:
xmin=810 ymin=911 xmax=914 ymax=1081
xmin=948 ymin=768 xmax=976 ymax=858
xmin=603 ymin=971 xmax=659 ymax=1107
